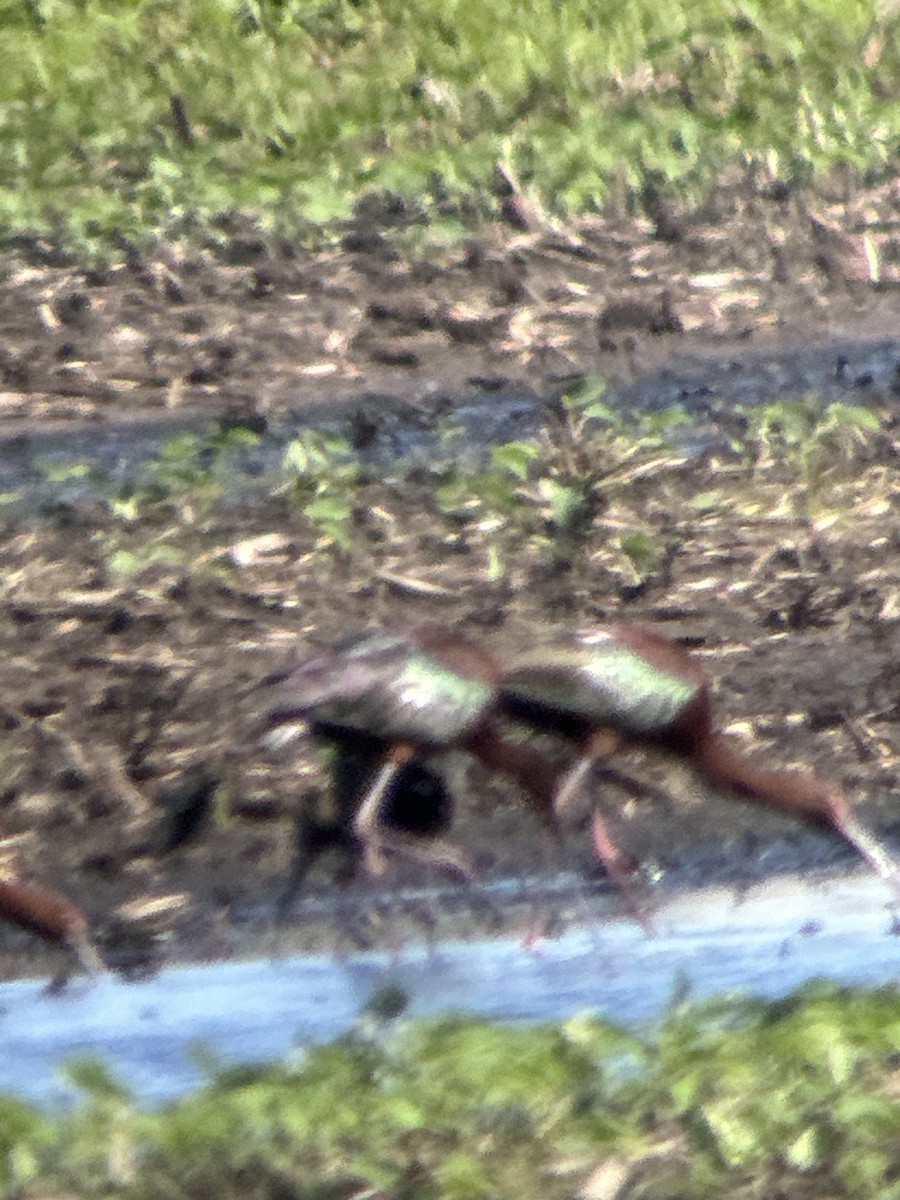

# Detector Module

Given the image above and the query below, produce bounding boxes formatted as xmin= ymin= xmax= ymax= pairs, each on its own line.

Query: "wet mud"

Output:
xmin=0 ymin=180 xmax=899 ymax=982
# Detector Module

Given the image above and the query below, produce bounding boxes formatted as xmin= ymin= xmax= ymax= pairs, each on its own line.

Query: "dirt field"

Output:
xmin=1 ymin=180 xmax=899 ymax=982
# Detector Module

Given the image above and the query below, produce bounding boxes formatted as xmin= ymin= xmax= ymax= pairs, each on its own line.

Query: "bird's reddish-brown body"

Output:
xmin=0 ymin=877 xmax=104 ymax=978
xmin=0 ymin=878 xmax=88 ymax=946
xmin=501 ymin=623 xmax=900 ymax=902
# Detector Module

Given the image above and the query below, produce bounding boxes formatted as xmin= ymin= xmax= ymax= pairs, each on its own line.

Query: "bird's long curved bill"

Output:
xmin=70 ymin=929 xmax=107 ymax=977
xmin=841 ymin=812 xmax=900 ymax=903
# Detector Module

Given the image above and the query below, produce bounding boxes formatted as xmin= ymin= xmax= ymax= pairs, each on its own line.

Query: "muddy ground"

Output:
xmin=1 ymin=179 xmax=900 ymax=983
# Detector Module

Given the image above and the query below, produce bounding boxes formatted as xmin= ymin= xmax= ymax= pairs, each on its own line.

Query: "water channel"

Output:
xmin=0 ymin=870 xmax=896 ymax=1107
xmin=1 ymin=332 xmax=898 ymax=1106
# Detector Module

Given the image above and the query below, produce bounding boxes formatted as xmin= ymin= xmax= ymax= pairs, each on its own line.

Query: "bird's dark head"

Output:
xmin=260 ymin=630 xmax=409 ymax=724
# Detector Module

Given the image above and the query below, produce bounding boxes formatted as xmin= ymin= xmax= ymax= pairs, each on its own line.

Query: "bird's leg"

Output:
xmin=589 ymin=812 xmax=654 ymax=934
xmin=275 ymin=814 xmax=355 ymax=924
xmin=554 ymin=727 xmax=622 ymax=818
xmin=353 ymin=742 xmax=417 ymax=876
xmin=554 ymin=727 xmax=623 ymax=880
xmin=353 ymin=742 xmax=473 ymax=879
xmin=551 ymin=728 xmax=653 ymax=930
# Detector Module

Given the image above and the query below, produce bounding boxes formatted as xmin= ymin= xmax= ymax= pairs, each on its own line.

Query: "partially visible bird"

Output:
xmin=0 ymin=876 xmax=105 ymax=980
xmin=265 ymin=626 xmax=560 ymax=879
xmin=501 ymin=623 xmax=900 ymax=902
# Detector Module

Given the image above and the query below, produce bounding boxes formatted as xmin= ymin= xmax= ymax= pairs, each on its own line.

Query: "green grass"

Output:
xmin=6 ymin=982 xmax=900 ymax=1198
xmin=1 ymin=0 xmax=898 ymax=256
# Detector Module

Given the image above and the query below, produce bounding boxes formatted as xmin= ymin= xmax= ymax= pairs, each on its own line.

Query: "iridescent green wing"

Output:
xmin=388 ymin=655 xmax=495 ymax=743
xmin=505 ymin=643 xmax=699 ymax=734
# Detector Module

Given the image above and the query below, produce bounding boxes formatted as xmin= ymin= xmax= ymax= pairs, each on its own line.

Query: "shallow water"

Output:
xmin=1 ymin=333 xmax=898 ymax=1106
xmin=2 ymin=870 xmax=897 ymax=1107
xmin=1 ymin=334 xmax=896 ymax=511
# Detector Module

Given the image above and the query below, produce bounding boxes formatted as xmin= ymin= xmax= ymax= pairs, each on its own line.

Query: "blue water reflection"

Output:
xmin=1 ymin=872 xmax=897 ymax=1106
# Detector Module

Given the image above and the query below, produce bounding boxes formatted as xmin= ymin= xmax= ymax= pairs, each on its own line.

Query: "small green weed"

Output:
xmin=281 ymin=429 xmax=362 ymax=552
xmin=105 ymin=426 xmax=260 ymax=575
xmin=109 ymin=428 xmax=260 ymax=526
xmin=34 ymin=460 xmax=96 ymax=486
xmin=429 ymin=381 xmax=687 ymax=580
xmin=742 ymin=399 xmax=881 ymax=472
xmin=732 ymin=398 xmax=884 ymax=515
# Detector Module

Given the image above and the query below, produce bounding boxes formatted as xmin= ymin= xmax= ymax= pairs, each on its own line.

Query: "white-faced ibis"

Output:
xmin=501 ymin=623 xmax=900 ymax=901
xmin=0 ymin=876 xmax=105 ymax=978
xmin=266 ymin=626 xmax=560 ymax=879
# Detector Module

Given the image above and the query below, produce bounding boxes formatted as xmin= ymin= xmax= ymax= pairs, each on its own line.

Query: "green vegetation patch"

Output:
xmin=2 ymin=0 xmax=898 ymax=255
xmin=7 ymin=981 xmax=900 ymax=1198
xmin=93 ymin=390 xmax=893 ymax=590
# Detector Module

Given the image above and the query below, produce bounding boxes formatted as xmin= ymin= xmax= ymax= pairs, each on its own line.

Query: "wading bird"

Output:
xmin=0 ymin=876 xmax=105 ymax=980
xmin=500 ymin=623 xmax=900 ymax=901
xmin=265 ymin=626 xmax=560 ymax=880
